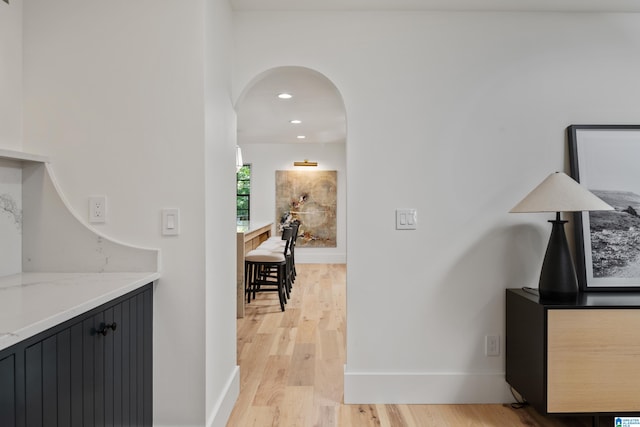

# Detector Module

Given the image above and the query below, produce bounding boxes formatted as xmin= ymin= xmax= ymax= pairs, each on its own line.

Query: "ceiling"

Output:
xmin=236 ymin=66 xmax=346 ymax=145
xmin=234 ymin=0 xmax=640 ymax=146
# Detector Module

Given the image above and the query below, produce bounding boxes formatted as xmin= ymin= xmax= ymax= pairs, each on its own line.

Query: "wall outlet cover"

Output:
xmin=89 ymin=196 xmax=106 ymax=223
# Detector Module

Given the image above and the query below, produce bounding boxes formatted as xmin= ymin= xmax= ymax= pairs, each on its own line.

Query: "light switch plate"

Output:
xmin=396 ymin=208 xmax=417 ymax=230
xmin=162 ymin=208 xmax=180 ymax=236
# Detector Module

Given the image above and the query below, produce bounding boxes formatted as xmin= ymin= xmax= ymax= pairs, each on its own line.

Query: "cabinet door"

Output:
xmin=22 ymin=321 xmax=85 ymax=427
xmin=25 ymin=335 xmax=57 ymax=426
xmin=547 ymin=309 xmax=640 ymax=413
xmin=89 ymin=287 xmax=153 ymax=427
xmin=0 ymin=354 xmax=16 ymax=426
xmin=3 ymin=284 xmax=153 ymax=427
xmin=96 ymin=287 xmax=153 ymax=427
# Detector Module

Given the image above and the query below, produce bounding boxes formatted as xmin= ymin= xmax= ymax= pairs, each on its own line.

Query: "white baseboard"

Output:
xmin=207 ymin=365 xmax=240 ymax=427
xmin=295 ymin=252 xmax=346 ymax=264
xmin=344 ymin=368 xmax=512 ymax=404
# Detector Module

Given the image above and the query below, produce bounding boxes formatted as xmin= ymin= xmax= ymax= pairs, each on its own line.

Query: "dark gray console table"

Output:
xmin=506 ymin=288 xmax=640 ymax=426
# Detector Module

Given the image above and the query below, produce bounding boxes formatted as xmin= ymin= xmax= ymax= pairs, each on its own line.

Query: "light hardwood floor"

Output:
xmin=227 ymin=264 xmax=608 ymax=426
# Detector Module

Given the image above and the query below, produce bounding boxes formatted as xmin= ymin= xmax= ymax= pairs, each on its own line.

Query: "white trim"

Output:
xmin=0 ymin=148 xmax=49 ymax=163
xmin=295 ymin=252 xmax=346 ymax=264
xmin=344 ymin=368 xmax=512 ymax=404
xmin=207 ymin=366 xmax=240 ymax=427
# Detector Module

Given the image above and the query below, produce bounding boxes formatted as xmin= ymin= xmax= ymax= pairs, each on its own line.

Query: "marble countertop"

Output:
xmin=0 ymin=271 xmax=160 ymax=351
xmin=236 ymin=220 xmax=273 ymax=234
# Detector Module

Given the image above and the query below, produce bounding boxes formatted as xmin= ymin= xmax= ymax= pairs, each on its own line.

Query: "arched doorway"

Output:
xmin=235 ymin=66 xmax=347 ymax=264
xmin=230 ymin=66 xmax=348 ymax=424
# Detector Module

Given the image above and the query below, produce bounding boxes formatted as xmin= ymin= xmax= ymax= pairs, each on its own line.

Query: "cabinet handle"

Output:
xmin=95 ymin=322 xmax=118 ymax=336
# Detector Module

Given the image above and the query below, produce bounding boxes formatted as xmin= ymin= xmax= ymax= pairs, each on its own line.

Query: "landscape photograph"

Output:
xmin=588 ymin=190 xmax=640 ymax=278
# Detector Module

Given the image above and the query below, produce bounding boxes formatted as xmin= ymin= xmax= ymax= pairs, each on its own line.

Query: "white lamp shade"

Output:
xmin=510 ymin=172 xmax=613 ymax=213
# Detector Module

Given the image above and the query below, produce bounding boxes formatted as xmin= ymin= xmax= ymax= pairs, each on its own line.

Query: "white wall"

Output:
xmin=234 ymin=11 xmax=640 ymax=403
xmin=0 ymin=0 xmax=22 ymax=150
xmin=203 ymin=0 xmax=240 ymax=426
xmin=21 ymin=1 xmax=237 ymax=425
xmin=240 ymin=142 xmax=346 ymax=263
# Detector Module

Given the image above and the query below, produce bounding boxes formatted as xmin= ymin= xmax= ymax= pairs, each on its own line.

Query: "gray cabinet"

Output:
xmin=0 ymin=283 xmax=152 ymax=427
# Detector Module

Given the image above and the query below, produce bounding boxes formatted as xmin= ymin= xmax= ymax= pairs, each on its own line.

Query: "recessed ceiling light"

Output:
xmin=278 ymin=93 xmax=292 ymax=99
xmin=297 ymin=135 xmax=306 ymax=139
xmin=290 ymin=119 xmax=302 ymax=124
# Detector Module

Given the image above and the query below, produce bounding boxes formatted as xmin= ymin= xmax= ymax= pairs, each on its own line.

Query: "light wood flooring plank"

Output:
xmin=269 ymin=326 xmax=297 ymax=357
xmin=227 ymin=264 xmax=608 ymax=426
xmin=253 ymin=355 xmax=290 ymax=406
xmin=279 ymin=386 xmax=315 ymax=426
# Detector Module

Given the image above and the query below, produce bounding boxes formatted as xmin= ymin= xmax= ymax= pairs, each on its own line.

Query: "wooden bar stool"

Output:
xmin=258 ymin=222 xmax=298 ymax=293
xmin=244 ymin=227 xmax=292 ymax=311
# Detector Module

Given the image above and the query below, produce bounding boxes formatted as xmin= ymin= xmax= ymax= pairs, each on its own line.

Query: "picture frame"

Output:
xmin=275 ymin=170 xmax=337 ymax=248
xmin=568 ymin=124 xmax=640 ymax=292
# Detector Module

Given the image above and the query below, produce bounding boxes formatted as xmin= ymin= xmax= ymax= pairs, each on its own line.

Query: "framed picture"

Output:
xmin=568 ymin=125 xmax=640 ymax=292
xmin=275 ymin=170 xmax=337 ymax=248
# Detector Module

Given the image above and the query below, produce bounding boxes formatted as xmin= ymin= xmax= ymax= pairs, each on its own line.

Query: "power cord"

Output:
xmin=521 ymin=287 xmax=539 ymax=297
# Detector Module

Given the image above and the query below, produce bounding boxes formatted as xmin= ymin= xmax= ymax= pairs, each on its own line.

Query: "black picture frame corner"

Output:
xmin=568 ymin=124 xmax=640 ymax=293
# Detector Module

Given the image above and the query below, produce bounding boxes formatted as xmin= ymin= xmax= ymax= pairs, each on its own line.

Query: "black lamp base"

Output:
xmin=538 ymin=212 xmax=579 ymax=301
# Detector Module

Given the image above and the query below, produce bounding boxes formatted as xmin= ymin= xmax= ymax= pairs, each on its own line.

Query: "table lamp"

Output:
xmin=510 ymin=172 xmax=613 ymax=300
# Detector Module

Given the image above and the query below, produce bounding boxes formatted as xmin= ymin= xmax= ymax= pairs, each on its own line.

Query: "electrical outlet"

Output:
xmin=89 ymin=196 xmax=106 ymax=223
xmin=485 ymin=335 xmax=500 ymax=357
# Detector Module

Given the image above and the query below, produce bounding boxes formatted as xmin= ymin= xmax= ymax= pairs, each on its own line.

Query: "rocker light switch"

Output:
xmin=396 ymin=209 xmax=417 ymax=230
xmin=162 ymin=208 xmax=180 ymax=236
xmin=167 ymin=214 xmax=176 ymax=229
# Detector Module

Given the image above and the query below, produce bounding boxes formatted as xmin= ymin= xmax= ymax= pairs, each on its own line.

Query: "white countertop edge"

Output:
xmin=0 ymin=272 xmax=160 ymax=351
xmin=237 ymin=220 xmax=273 ymax=234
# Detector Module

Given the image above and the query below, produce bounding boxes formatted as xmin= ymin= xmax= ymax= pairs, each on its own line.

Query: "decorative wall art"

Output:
xmin=275 ymin=170 xmax=337 ymax=248
xmin=569 ymin=125 xmax=640 ymax=291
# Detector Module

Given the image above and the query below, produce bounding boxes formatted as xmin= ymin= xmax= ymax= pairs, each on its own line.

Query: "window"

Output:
xmin=236 ymin=164 xmax=251 ymax=221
